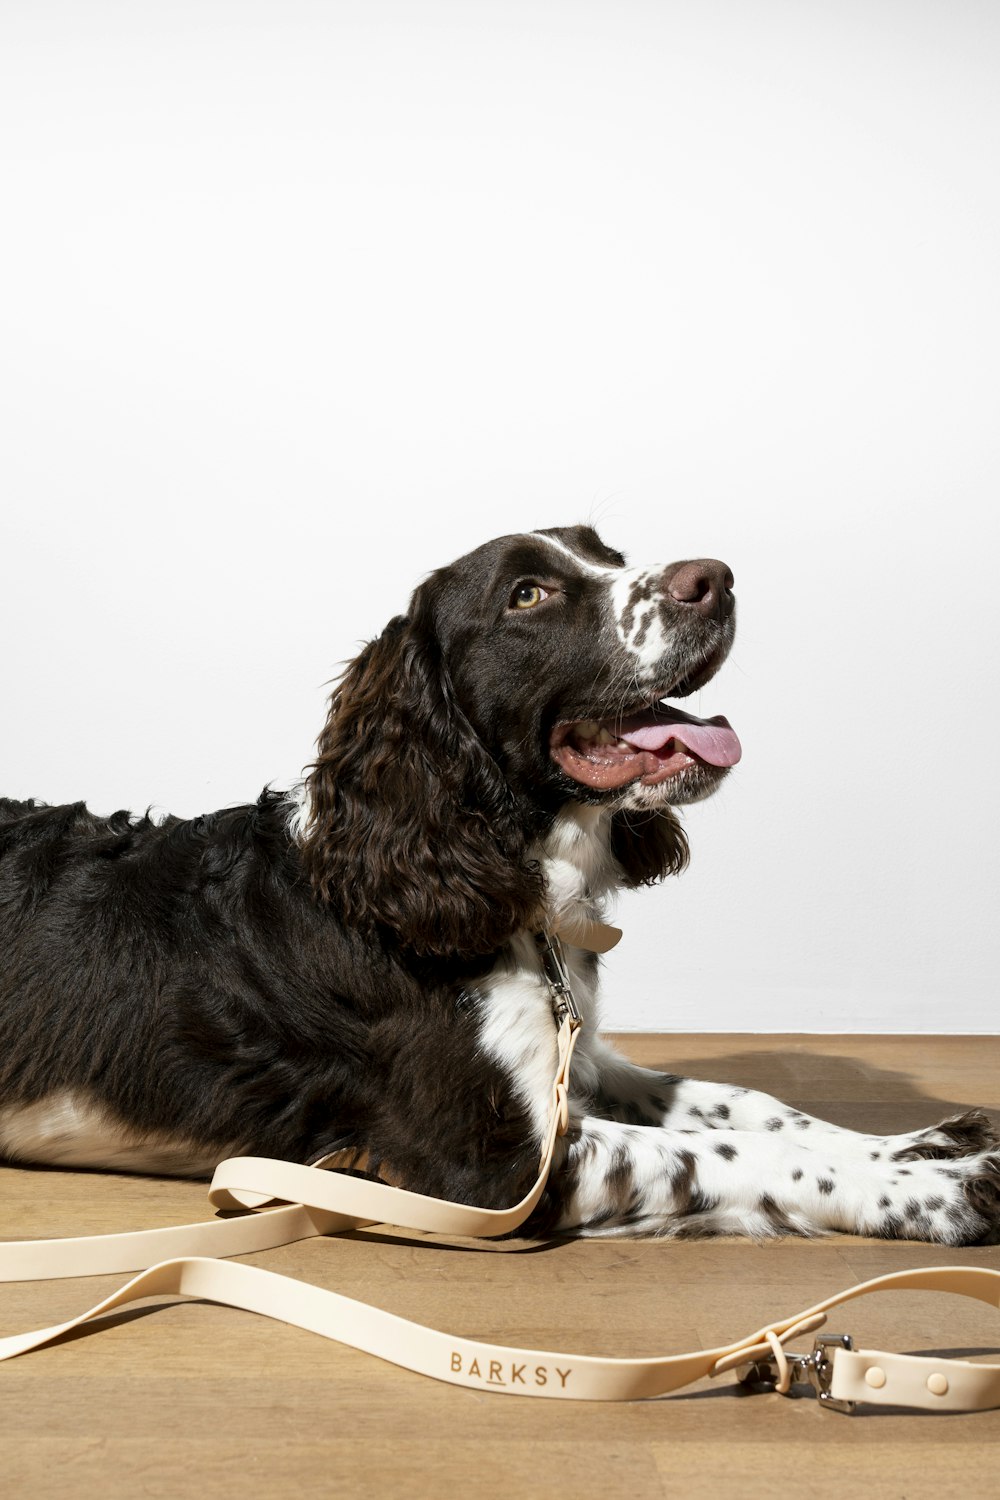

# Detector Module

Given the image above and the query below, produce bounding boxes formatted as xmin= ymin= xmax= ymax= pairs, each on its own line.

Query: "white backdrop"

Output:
xmin=1 ymin=1 xmax=997 ymax=1031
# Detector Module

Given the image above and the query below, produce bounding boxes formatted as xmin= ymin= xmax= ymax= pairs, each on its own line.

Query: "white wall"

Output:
xmin=1 ymin=1 xmax=997 ymax=1031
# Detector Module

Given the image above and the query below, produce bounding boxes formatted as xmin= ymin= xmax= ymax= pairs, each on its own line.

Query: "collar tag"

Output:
xmin=553 ymin=916 xmax=623 ymax=954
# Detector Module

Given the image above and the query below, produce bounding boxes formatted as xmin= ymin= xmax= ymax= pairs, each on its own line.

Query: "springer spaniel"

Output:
xmin=1 ymin=525 xmax=998 ymax=1244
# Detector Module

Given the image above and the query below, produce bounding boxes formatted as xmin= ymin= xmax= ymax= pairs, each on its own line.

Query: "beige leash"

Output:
xmin=1 ymin=931 xmax=998 ymax=1412
xmin=3 ymin=1251 xmax=998 ymax=1410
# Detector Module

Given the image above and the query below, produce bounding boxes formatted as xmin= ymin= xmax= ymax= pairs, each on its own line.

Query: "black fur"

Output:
xmin=0 ymin=791 xmax=546 ymax=1202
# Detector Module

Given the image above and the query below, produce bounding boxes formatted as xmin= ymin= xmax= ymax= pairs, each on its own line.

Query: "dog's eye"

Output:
xmin=510 ymin=582 xmax=550 ymax=610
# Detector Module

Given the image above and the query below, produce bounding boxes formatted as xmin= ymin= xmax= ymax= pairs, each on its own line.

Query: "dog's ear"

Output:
xmin=609 ymin=809 xmax=689 ymax=887
xmin=301 ymin=615 xmax=544 ymax=957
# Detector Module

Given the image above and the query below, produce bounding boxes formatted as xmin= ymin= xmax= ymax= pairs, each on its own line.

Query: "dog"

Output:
xmin=1 ymin=524 xmax=998 ymax=1243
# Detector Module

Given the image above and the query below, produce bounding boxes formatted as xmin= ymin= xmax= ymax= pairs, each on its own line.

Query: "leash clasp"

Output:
xmin=535 ymin=932 xmax=582 ymax=1028
xmin=737 ymin=1334 xmax=856 ymax=1413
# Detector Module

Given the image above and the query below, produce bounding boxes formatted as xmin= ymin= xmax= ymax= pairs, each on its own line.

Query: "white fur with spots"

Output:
xmin=477 ymin=807 xmax=1000 ymax=1245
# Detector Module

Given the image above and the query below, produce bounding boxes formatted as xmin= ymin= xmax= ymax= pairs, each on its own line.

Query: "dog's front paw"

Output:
xmin=889 ymin=1108 xmax=1000 ymax=1162
xmin=869 ymin=1151 xmax=1000 ymax=1245
xmin=962 ymin=1152 xmax=1000 ymax=1244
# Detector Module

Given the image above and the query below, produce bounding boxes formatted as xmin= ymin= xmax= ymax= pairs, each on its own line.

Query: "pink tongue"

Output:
xmin=617 ymin=707 xmax=742 ymax=767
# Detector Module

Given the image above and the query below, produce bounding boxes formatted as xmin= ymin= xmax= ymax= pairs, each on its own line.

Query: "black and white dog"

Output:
xmin=1 ymin=525 xmax=998 ymax=1243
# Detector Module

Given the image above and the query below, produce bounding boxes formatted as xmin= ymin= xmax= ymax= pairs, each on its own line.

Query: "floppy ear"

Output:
xmin=301 ymin=615 xmax=545 ymax=958
xmin=609 ymin=808 xmax=689 ymax=887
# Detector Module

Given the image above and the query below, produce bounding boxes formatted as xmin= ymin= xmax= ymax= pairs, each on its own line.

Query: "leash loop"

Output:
xmin=717 ymin=1315 xmax=856 ymax=1412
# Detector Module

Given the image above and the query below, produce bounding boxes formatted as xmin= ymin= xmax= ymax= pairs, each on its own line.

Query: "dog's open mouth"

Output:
xmin=551 ymin=702 xmax=742 ymax=791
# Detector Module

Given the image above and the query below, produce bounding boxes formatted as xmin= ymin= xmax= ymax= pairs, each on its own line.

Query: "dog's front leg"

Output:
xmin=579 ymin=1037 xmax=998 ymax=1164
xmin=650 ymin=1075 xmax=999 ymax=1164
xmin=552 ymin=1116 xmax=1000 ymax=1243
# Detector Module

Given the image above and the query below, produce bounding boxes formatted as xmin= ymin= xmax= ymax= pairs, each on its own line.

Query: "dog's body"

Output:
xmin=2 ymin=525 xmax=998 ymax=1242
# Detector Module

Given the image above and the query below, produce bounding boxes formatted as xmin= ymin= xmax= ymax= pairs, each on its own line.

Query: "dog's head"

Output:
xmin=302 ymin=525 xmax=739 ymax=956
xmin=418 ymin=523 xmax=739 ymax=813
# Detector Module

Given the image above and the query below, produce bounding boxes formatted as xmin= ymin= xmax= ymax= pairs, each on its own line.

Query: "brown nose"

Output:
xmin=663 ymin=559 xmax=735 ymax=621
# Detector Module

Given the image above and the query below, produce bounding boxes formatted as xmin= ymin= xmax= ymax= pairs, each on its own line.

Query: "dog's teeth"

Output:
xmin=595 ymin=727 xmax=616 ymax=746
xmin=576 ymin=719 xmax=600 ymax=740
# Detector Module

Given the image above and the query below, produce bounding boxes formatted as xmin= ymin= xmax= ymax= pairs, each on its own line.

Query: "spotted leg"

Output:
xmin=554 ymin=1115 xmax=1000 ymax=1244
xmin=579 ymin=1038 xmax=999 ymax=1163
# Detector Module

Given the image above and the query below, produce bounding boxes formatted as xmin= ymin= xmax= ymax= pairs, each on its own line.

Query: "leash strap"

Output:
xmin=2 ymin=1239 xmax=998 ymax=1409
xmin=1 ymin=934 xmax=998 ymax=1410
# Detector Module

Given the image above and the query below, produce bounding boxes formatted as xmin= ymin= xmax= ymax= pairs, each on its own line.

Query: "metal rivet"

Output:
xmin=927 ymin=1373 xmax=949 ymax=1396
xmin=865 ymin=1366 xmax=887 ymax=1389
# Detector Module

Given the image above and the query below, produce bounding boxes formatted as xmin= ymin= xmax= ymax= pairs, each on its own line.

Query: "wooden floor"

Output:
xmin=3 ymin=1034 xmax=999 ymax=1499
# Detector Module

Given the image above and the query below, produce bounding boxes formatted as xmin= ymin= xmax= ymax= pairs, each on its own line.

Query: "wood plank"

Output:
xmin=2 ymin=1035 xmax=998 ymax=1498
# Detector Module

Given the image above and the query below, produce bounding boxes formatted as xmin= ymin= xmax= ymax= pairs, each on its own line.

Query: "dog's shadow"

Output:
xmin=628 ymin=1041 xmax=1000 ymax=1134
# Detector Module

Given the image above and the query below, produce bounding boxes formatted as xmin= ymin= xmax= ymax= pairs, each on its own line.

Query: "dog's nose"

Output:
xmin=663 ymin=559 xmax=735 ymax=621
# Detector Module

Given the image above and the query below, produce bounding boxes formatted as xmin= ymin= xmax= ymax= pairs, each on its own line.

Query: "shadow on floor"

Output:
xmin=625 ymin=1043 xmax=999 ymax=1135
